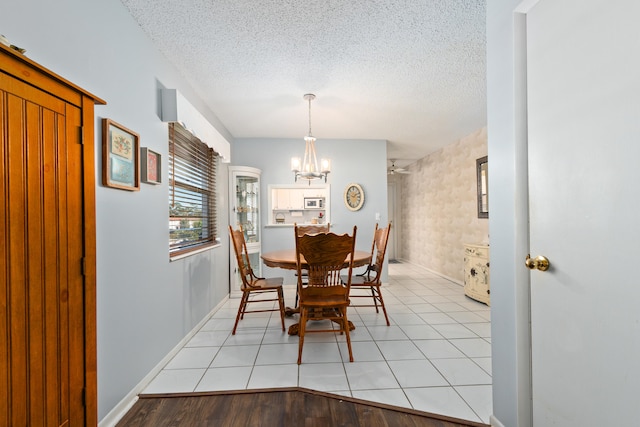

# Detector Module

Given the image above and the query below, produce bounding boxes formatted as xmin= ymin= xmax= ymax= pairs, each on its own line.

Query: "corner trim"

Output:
xmin=490 ymin=415 xmax=506 ymax=427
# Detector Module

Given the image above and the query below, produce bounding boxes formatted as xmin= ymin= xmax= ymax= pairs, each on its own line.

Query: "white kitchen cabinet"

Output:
xmin=274 ymin=188 xmax=289 ymax=210
xmin=303 ymin=188 xmax=324 ymax=198
xmin=289 ymin=189 xmax=304 ymax=210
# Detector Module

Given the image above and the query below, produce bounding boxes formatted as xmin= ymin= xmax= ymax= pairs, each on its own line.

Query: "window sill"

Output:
xmin=170 ymin=241 xmax=221 ymax=262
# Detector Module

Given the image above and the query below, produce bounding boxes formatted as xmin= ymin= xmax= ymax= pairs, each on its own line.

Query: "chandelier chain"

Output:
xmin=308 ymin=97 xmax=311 ymax=137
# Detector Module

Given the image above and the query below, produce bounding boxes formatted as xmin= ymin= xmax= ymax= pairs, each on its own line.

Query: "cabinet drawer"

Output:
xmin=464 ymin=245 xmax=489 ymax=259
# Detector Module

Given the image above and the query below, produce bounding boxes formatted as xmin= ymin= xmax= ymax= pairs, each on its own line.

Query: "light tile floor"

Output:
xmin=143 ymin=262 xmax=492 ymax=424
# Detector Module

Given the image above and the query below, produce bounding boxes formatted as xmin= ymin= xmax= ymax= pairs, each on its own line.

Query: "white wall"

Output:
xmin=487 ymin=1 xmax=533 ymax=426
xmin=1 ymin=1 xmax=504 ymax=423
xmin=0 ymin=0 xmax=232 ymax=420
xmin=232 ymin=138 xmax=389 ymax=284
xmin=397 ymin=127 xmax=488 ymax=282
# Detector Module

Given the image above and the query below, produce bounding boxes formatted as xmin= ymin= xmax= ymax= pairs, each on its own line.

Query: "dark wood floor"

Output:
xmin=117 ymin=388 xmax=489 ymax=427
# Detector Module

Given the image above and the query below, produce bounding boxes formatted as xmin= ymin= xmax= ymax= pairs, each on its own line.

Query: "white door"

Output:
xmin=527 ymin=0 xmax=640 ymax=424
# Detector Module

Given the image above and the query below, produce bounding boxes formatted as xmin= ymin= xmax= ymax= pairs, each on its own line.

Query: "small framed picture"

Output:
xmin=141 ymin=147 xmax=162 ymax=185
xmin=102 ymin=118 xmax=140 ymax=191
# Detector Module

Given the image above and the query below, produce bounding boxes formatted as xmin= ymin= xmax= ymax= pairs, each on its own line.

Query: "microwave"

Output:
xmin=304 ymin=197 xmax=324 ymax=209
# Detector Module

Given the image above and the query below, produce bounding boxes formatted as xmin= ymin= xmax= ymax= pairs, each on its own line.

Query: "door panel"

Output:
xmin=527 ymin=0 xmax=640 ymax=425
xmin=1 ymin=70 xmax=84 ymax=425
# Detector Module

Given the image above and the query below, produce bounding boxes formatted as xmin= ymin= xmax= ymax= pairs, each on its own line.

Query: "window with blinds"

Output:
xmin=168 ymin=122 xmax=219 ymax=257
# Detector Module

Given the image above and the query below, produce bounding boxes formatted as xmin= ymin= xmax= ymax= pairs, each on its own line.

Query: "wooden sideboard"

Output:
xmin=463 ymin=244 xmax=490 ymax=305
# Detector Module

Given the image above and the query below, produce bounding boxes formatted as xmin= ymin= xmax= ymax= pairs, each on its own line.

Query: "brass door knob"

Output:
xmin=525 ymin=254 xmax=550 ymax=271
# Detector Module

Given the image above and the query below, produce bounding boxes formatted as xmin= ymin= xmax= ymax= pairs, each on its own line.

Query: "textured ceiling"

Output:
xmin=120 ymin=0 xmax=486 ymax=168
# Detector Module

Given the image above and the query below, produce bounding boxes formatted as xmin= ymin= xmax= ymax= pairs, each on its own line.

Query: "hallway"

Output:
xmin=142 ymin=262 xmax=492 ymax=423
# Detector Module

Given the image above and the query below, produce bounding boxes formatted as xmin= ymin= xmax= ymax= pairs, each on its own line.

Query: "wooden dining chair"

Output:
xmin=293 ymin=223 xmax=330 ymax=309
xmin=343 ymin=223 xmax=392 ymax=326
xmin=229 ymin=226 xmax=286 ymax=335
xmin=294 ymin=225 xmax=357 ymax=364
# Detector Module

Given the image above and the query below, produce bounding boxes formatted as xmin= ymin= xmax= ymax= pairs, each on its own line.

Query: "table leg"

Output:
xmin=284 ymin=306 xmax=299 ymax=317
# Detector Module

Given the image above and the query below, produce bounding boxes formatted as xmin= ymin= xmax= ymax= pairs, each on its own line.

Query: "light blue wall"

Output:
xmin=232 ymin=138 xmax=389 ymax=284
xmin=1 ymin=0 xmax=231 ymax=421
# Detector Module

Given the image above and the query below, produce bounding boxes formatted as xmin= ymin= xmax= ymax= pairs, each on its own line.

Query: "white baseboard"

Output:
xmin=98 ymin=296 xmax=229 ymax=427
xmin=490 ymin=415 xmax=506 ymax=427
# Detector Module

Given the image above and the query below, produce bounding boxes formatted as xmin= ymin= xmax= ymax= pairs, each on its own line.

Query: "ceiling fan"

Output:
xmin=387 ymin=160 xmax=410 ymax=175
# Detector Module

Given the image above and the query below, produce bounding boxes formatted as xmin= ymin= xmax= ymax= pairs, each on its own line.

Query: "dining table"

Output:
xmin=261 ymin=249 xmax=371 ymax=335
xmin=261 ymin=249 xmax=371 ymax=271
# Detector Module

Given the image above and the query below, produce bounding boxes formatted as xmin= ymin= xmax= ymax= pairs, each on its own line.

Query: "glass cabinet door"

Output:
xmin=229 ymin=166 xmax=261 ymax=298
xmin=234 ymin=174 xmax=259 ymax=244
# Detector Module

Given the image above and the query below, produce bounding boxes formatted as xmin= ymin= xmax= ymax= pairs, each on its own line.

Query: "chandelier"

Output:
xmin=291 ymin=93 xmax=330 ymax=183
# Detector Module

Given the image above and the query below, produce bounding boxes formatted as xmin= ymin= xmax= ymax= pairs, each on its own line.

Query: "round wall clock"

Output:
xmin=344 ymin=183 xmax=365 ymax=211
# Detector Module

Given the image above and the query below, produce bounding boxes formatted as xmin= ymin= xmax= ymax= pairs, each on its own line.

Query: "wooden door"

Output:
xmin=526 ymin=0 xmax=640 ymax=424
xmin=1 ymin=60 xmax=92 ymax=425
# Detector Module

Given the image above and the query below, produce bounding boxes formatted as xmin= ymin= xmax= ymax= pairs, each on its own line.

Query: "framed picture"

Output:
xmin=102 ymin=118 xmax=140 ymax=191
xmin=141 ymin=147 xmax=162 ymax=184
xmin=476 ymin=156 xmax=488 ymax=218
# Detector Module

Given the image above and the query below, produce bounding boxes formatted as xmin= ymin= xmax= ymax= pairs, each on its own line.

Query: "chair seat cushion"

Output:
xmin=300 ymin=285 xmax=348 ymax=307
xmin=246 ymin=276 xmax=284 ymax=290
xmin=300 ymin=295 xmax=350 ymax=308
xmin=340 ymin=275 xmax=372 ymax=286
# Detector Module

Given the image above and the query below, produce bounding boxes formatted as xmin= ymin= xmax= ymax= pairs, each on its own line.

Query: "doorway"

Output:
xmin=387 ymin=181 xmax=399 ymax=261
